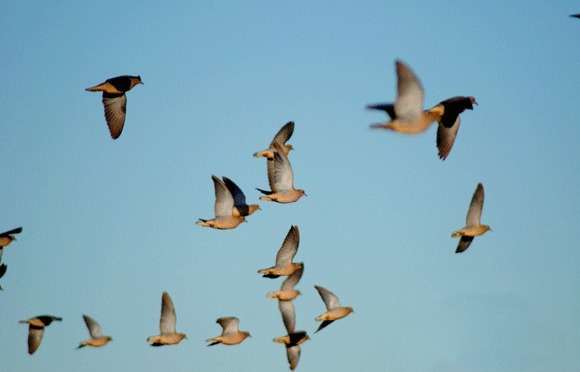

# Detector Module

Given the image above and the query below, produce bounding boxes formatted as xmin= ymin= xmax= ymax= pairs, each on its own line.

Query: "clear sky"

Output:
xmin=1 ymin=0 xmax=579 ymax=371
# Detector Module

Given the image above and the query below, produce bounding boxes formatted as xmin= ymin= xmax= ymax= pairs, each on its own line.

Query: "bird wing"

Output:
xmin=27 ymin=325 xmax=44 ymax=355
xmin=315 ymin=285 xmax=341 ymax=310
xmin=436 ymin=116 xmax=461 ymax=160
xmin=82 ymin=314 xmax=103 ymax=338
xmin=275 ymin=225 xmax=300 ymax=267
xmin=286 ymin=344 xmax=301 ymax=370
xmin=438 ymin=96 xmax=472 ymax=128
xmin=222 ymin=176 xmax=247 ymax=207
xmin=456 ymin=236 xmax=474 ymax=253
xmin=217 ymin=317 xmax=240 ymax=336
xmin=281 ymin=264 xmax=304 ymax=291
xmin=278 ymin=300 xmax=296 ymax=335
xmin=0 ymin=263 xmax=7 ymax=278
xmin=393 ymin=60 xmax=424 ymax=121
xmin=211 ymin=176 xmax=235 ymax=217
xmin=0 ymin=227 xmax=23 ymax=236
xmin=102 ymin=93 xmax=127 ymax=140
xmin=160 ymin=292 xmax=177 ymax=335
xmin=270 ymin=121 xmax=295 ymax=146
xmin=466 ymin=183 xmax=485 ymax=226
xmin=268 ymin=142 xmax=294 ymax=192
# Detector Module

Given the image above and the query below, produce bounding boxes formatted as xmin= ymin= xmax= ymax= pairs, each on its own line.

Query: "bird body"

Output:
xmin=197 ymin=176 xmax=246 ymax=230
xmin=258 ymin=226 xmax=302 ymax=278
xmin=77 ymin=315 xmax=112 ymax=349
xmin=314 ymin=285 xmax=353 ymax=333
xmin=254 ymin=121 xmax=295 ymax=159
xmin=257 ymin=142 xmax=305 ymax=204
xmin=147 ymin=292 xmax=186 ymax=346
xmin=86 ymin=75 xmax=142 ymax=139
xmin=19 ymin=315 xmax=62 ymax=355
xmin=268 ymin=288 xmax=301 ymax=301
xmin=0 ymin=227 xmax=22 ymax=249
xmin=452 ymin=183 xmax=491 ymax=253
xmin=315 ymin=306 xmax=354 ymax=322
xmin=258 ymin=262 xmax=302 ymax=278
xmin=78 ymin=336 xmax=112 ymax=349
xmin=207 ymin=317 xmax=250 ymax=346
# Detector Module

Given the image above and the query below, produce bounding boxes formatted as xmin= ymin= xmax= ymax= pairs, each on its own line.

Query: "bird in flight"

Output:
xmin=19 ymin=315 xmax=62 ymax=355
xmin=221 ymin=176 xmax=260 ymax=217
xmin=146 ymin=292 xmax=187 ymax=346
xmin=0 ymin=227 xmax=22 ymax=250
xmin=258 ymin=225 xmax=303 ymax=279
xmin=257 ymin=142 xmax=306 ymax=203
xmin=432 ymin=96 xmax=478 ymax=160
xmin=85 ymin=75 xmax=143 ymax=139
xmin=77 ymin=315 xmax=112 ymax=349
xmin=452 ymin=183 xmax=491 ymax=253
xmin=197 ymin=176 xmax=246 ymax=229
xmin=206 ymin=317 xmax=251 ymax=346
xmin=314 ymin=285 xmax=353 ymax=333
xmin=253 ymin=121 xmax=295 ymax=159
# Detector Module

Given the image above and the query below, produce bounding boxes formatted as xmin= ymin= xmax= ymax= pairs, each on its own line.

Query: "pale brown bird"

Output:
xmin=206 ymin=317 xmax=251 ymax=346
xmin=197 ymin=175 xmax=246 ymax=229
xmin=257 ymin=142 xmax=306 ymax=204
xmin=267 ymin=263 xmax=304 ymax=300
xmin=0 ymin=227 xmax=22 ymax=250
xmin=258 ymin=225 xmax=303 ymax=279
xmin=222 ymin=176 xmax=261 ymax=217
xmin=85 ymin=75 xmax=143 ymax=139
xmin=433 ymin=96 xmax=477 ymax=160
xmin=452 ymin=183 xmax=491 ymax=253
xmin=77 ymin=315 xmax=112 ymax=349
xmin=274 ymin=301 xmax=309 ymax=370
xmin=314 ymin=285 xmax=353 ymax=333
xmin=19 ymin=315 xmax=62 ymax=355
xmin=368 ymin=60 xmax=438 ymax=134
xmin=146 ymin=292 xmax=187 ymax=346
xmin=253 ymin=121 xmax=295 ymax=159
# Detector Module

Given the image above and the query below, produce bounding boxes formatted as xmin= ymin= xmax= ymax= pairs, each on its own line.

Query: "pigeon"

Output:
xmin=314 ymin=285 xmax=353 ymax=333
xmin=197 ymin=176 xmax=246 ymax=229
xmin=258 ymin=226 xmax=303 ymax=278
xmin=77 ymin=315 xmax=112 ymax=349
xmin=257 ymin=142 xmax=306 ymax=203
xmin=146 ymin=292 xmax=187 ymax=346
xmin=206 ymin=317 xmax=251 ymax=346
xmin=19 ymin=315 xmax=62 ymax=355
xmin=452 ymin=183 xmax=491 ymax=253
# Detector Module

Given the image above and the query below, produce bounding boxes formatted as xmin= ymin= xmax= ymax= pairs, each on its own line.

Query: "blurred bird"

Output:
xmin=197 ymin=176 xmax=246 ymax=229
xmin=85 ymin=75 xmax=143 ymax=139
xmin=253 ymin=121 xmax=295 ymax=159
xmin=314 ymin=285 xmax=353 ymax=333
xmin=432 ymin=96 xmax=478 ymax=160
xmin=368 ymin=60 xmax=437 ymax=134
xmin=273 ymin=300 xmax=310 ymax=370
xmin=77 ymin=315 xmax=112 ymax=349
xmin=0 ymin=227 xmax=22 ymax=250
xmin=257 ymin=142 xmax=306 ymax=203
xmin=258 ymin=226 xmax=303 ymax=278
xmin=206 ymin=317 xmax=251 ymax=346
xmin=147 ymin=292 xmax=187 ymax=346
xmin=267 ymin=263 xmax=304 ymax=300
xmin=19 ymin=315 xmax=62 ymax=355
xmin=0 ymin=263 xmax=7 ymax=290
xmin=452 ymin=183 xmax=491 ymax=253
xmin=222 ymin=176 xmax=260 ymax=217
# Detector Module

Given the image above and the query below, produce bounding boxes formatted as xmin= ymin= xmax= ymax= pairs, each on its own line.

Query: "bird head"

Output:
xmin=467 ymin=96 xmax=478 ymax=109
xmin=130 ymin=75 xmax=144 ymax=89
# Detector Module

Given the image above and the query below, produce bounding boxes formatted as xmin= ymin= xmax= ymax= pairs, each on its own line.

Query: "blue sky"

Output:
xmin=1 ymin=0 xmax=579 ymax=371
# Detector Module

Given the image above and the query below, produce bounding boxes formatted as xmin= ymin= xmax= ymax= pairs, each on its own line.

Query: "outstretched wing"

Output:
xmin=278 ymin=300 xmax=296 ymax=335
xmin=211 ymin=176 xmax=235 ymax=217
xmin=160 ymin=292 xmax=177 ymax=335
xmin=393 ymin=60 xmax=424 ymax=121
xmin=217 ymin=317 xmax=240 ymax=336
xmin=271 ymin=121 xmax=295 ymax=146
xmin=315 ymin=285 xmax=341 ymax=310
xmin=222 ymin=176 xmax=247 ymax=207
xmin=281 ymin=264 xmax=303 ymax=291
xmin=436 ymin=116 xmax=461 ymax=160
xmin=275 ymin=225 xmax=300 ymax=267
xmin=268 ymin=142 xmax=294 ymax=192
xmin=27 ymin=325 xmax=44 ymax=355
xmin=466 ymin=183 xmax=484 ymax=227
xmin=83 ymin=314 xmax=103 ymax=338
xmin=102 ymin=93 xmax=127 ymax=139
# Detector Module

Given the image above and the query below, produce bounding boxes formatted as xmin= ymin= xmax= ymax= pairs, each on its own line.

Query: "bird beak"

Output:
xmin=304 ymin=192 xmax=308 ymax=197
xmin=139 ymin=81 xmax=144 ymax=85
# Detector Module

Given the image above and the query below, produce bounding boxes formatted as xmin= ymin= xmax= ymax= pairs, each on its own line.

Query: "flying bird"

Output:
xmin=85 ymin=75 xmax=143 ymax=139
xmin=257 ymin=142 xmax=306 ymax=203
xmin=253 ymin=121 xmax=295 ymax=159
xmin=197 ymin=176 xmax=246 ymax=229
xmin=146 ymin=292 xmax=187 ymax=346
xmin=314 ymin=285 xmax=353 ymax=333
xmin=77 ymin=315 xmax=112 ymax=349
xmin=206 ymin=317 xmax=251 ymax=346
xmin=19 ymin=315 xmax=62 ymax=355
xmin=267 ymin=263 xmax=304 ymax=300
xmin=432 ymin=96 xmax=478 ymax=160
xmin=452 ymin=183 xmax=491 ymax=253
xmin=0 ymin=227 xmax=22 ymax=250
xmin=258 ymin=225 xmax=303 ymax=279
xmin=222 ymin=176 xmax=260 ymax=217
xmin=368 ymin=60 xmax=438 ymax=134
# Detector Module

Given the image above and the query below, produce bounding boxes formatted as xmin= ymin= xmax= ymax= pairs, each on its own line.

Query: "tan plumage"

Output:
xmin=314 ymin=285 xmax=353 ymax=333
xmin=267 ymin=264 xmax=304 ymax=300
xmin=196 ymin=175 xmax=246 ymax=230
xmin=19 ymin=315 xmax=62 ymax=355
xmin=147 ymin=292 xmax=187 ymax=346
xmin=258 ymin=226 xmax=303 ymax=279
xmin=77 ymin=315 xmax=112 ymax=349
xmin=451 ymin=183 xmax=491 ymax=253
xmin=85 ymin=75 xmax=142 ymax=140
xmin=253 ymin=121 xmax=295 ymax=159
xmin=206 ymin=317 xmax=251 ymax=346
xmin=257 ymin=142 xmax=306 ymax=203
xmin=368 ymin=60 xmax=437 ymax=134
xmin=0 ymin=227 xmax=22 ymax=250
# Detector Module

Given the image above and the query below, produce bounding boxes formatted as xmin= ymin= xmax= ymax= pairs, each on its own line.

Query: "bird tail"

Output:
xmin=451 ymin=230 xmax=462 ymax=238
xmin=255 ymin=188 xmax=273 ymax=195
xmin=18 ymin=320 xmax=28 ymax=324
xmin=206 ymin=337 xmax=220 ymax=346
xmin=266 ymin=291 xmax=278 ymax=299
xmin=77 ymin=343 xmax=86 ymax=349
xmin=196 ymin=219 xmax=210 ymax=227
xmin=369 ymin=123 xmax=388 ymax=130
